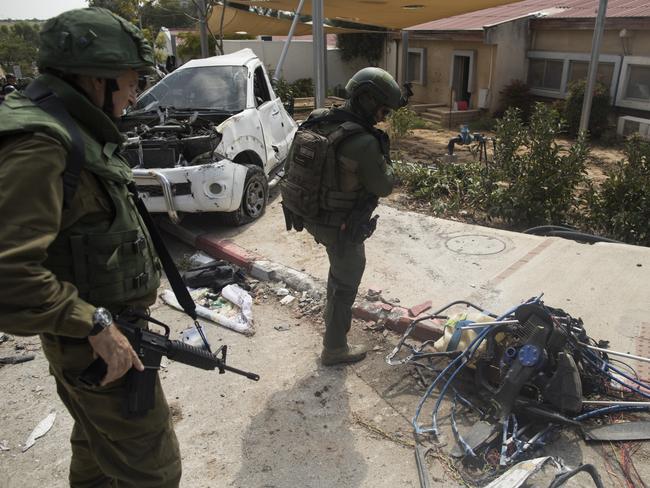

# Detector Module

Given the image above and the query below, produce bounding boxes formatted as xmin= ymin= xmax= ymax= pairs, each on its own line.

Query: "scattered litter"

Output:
xmin=274 ymin=325 xmax=291 ymax=332
xmin=0 ymin=333 xmax=8 ymax=343
xmin=373 ymin=345 xmax=382 ymax=352
xmin=484 ymin=456 xmax=555 ymax=488
xmin=22 ymin=410 xmax=56 ymax=452
xmin=180 ymin=327 xmax=208 ymax=349
xmin=280 ymin=295 xmax=296 ymax=306
xmin=366 ymin=289 xmax=382 ymax=301
xmin=409 ymin=300 xmax=432 ymax=318
xmin=276 ymin=288 xmax=290 ymax=297
xmin=221 ymin=284 xmax=254 ymax=325
xmin=188 ymin=251 xmax=215 ymax=268
xmin=0 ymin=354 xmax=35 ymax=365
xmin=182 ymin=259 xmax=248 ymax=293
xmin=161 ymin=287 xmax=254 ymax=336
xmin=0 ymin=440 xmax=9 ymax=451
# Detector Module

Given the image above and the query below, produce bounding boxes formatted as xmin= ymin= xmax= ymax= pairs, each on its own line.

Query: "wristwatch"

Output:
xmin=89 ymin=307 xmax=113 ymax=336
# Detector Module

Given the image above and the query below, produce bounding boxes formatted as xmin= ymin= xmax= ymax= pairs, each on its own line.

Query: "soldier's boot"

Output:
xmin=321 ymin=344 xmax=368 ymax=366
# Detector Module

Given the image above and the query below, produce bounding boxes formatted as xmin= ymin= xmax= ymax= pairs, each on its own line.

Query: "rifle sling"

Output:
xmin=128 ymin=183 xmax=197 ymax=321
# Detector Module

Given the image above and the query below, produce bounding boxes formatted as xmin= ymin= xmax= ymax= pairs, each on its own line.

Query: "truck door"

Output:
xmin=253 ymin=66 xmax=289 ymax=168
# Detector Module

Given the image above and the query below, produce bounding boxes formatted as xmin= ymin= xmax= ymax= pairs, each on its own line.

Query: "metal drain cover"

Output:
xmin=445 ymin=235 xmax=506 ymax=255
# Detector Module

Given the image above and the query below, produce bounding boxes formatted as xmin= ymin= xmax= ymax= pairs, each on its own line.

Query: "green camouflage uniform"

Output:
xmin=0 ymin=8 xmax=181 ymax=488
xmin=303 ymin=103 xmax=394 ymax=351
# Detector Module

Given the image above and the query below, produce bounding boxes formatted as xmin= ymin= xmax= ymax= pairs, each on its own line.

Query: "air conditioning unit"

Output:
xmin=617 ymin=115 xmax=650 ymax=140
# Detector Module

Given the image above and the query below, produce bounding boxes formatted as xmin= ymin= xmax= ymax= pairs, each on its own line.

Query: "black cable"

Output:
xmin=608 ymin=358 xmax=640 ymax=380
xmin=524 ymin=226 xmax=622 ymax=244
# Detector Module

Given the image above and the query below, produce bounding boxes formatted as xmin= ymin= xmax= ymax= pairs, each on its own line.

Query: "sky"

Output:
xmin=0 ymin=0 xmax=88 ymax=20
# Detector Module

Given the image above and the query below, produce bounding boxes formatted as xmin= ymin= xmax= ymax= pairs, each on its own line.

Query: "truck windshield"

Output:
xmin=133 ymin=66 xmax=248 ymax=113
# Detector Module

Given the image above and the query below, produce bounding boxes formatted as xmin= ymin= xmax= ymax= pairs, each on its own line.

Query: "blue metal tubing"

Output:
xmin=412 ymin=326 xmax=491 ymax=433
xmin=591 ymin=352 xmax=650 ymax=390
xmin=575 ymin=404 xmax=650 ymax=421
xmin=411 ymin=297 xmax=541 ymax=435
xmin=426 ymin=299 xmax=541 ymax=434
xmin=430 ymin=327 xmax=492 ymax=434
xmin=583 ymin=351 xmax=650 ymax=399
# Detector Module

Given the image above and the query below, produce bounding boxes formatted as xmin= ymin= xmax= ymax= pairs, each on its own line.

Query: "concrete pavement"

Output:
xmin=163 ymin=192 xmax=650 ymax=379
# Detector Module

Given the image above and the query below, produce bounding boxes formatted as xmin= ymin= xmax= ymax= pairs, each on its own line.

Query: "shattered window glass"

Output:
xmin=132 ymin=66 xmax=248 ymax=113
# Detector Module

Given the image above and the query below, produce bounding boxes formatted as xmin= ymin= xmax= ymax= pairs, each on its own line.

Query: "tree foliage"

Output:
xmin=336 ymin=33 xmax=385 ymax=65
xmin=487 ymin=103 xmax=589 ymax=225
xmin=0 ymin=22 xmax=39 ymax=76
xmin=87 ymin=0 xmax=140 ymax=23
xmin=141 ymin=0 xmax=195 ymax=35
xmin=586 ymin=135 xmax=650 ymax=245
xmin=564 ymin=79 xmax=611 ymax=138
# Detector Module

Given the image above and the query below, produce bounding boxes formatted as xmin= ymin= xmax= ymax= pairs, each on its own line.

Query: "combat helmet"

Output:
xmin=38 ymin=7 xmax=154 ymax=79
xmin=345 ymin=67 xmax=402 ymax=111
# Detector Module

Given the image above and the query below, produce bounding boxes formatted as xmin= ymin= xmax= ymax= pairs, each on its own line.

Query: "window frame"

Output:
xmin=407 ymin=47 xmax=427 ymax=85
xmin=526 ymin=50 xmax=621 ymax=101
xmin=615 ymin=56 xmax=650 ymax=111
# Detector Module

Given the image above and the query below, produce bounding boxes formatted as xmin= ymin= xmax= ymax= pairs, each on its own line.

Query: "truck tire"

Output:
xmin=223 ymin=164 xmax=268 ymax=226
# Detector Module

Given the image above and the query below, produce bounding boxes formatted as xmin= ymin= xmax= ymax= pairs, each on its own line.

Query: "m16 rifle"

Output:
xmin=80 ymin=313 xmax=259 ymax=417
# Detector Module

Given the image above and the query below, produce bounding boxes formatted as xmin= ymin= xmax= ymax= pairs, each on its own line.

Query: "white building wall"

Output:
xmin=222 ymin=40 xmax=372 ymax=91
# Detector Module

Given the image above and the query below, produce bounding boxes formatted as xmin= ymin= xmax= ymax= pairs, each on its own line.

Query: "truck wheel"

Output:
xmin=223 ymin=164 xmax=268 ymax=226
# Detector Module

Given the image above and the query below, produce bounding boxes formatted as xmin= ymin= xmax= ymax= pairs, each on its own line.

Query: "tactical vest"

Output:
xmin=281 ymin=110 xmax=367 ymax=223
xmin=0 ymin=92 xmax=161 ymax=309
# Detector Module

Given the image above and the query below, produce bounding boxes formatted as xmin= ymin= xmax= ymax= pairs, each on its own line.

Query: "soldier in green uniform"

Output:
xmin=281 ymin=67 xmax=402 ymax=366
xmin=0 ymin=8 xmax=181 ymax=487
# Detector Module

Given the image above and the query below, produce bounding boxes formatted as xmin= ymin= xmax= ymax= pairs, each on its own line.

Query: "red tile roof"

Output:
xmin=408 ymin=0 xmax=650 ymax=31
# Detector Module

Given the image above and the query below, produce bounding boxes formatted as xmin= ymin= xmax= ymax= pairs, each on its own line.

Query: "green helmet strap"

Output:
xmin=103 ymin=78 xmax=119 ymax=119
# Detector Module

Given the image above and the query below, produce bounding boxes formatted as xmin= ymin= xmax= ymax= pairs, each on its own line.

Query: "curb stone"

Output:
xmin=162 ymin=220 xmax=444 ymax=342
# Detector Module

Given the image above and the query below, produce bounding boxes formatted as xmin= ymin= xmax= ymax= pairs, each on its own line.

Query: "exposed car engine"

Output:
xmin=121 ymin=118 xmax=226 ymax=170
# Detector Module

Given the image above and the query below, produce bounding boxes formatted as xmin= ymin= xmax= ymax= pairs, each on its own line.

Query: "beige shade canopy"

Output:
xmin=207 ymin=3 xmax=366 ymax=36
xmin=208 ymin=0 xmax=524 ymax=35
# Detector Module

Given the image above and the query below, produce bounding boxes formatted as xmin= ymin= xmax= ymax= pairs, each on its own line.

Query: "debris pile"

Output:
xmin=161 ymin=255 xmax=255 ymax=336
xmin=387 ymin=296 xmax=650 ymax=486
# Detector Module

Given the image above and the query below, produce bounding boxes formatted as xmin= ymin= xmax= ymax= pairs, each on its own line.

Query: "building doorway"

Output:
xmin=450 ymin=51 xmax=474 ymax=107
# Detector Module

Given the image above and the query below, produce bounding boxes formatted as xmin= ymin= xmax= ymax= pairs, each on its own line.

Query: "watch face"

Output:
xmin=93 ymin=308 xmax=112 ymax=327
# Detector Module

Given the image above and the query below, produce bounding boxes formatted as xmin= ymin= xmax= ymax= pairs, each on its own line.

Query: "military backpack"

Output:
xmin=280 ymin=109 xmax=368 ymax=226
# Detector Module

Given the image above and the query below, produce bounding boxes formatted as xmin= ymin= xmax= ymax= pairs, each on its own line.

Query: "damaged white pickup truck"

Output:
xmin=119 ymin=48 xmax=297 ymax=225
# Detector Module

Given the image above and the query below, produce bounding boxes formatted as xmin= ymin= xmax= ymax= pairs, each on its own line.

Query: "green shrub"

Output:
xmin=272 ymin=78 xmax=294 ymax=114
xmin=468 ymin=114 xmax=497 ymax=132
xmin=387 ymin=107 xmax=420 ymax=141
xmin=272 ymin=78 xmax=293 ymax=102
xmin=564 ymin=79 xmax=610 ymax=138
xmin=499 ymin=80 xmax=533 ymax=121
xmin=488 ymin=103 xmax=589 ymax=225
xmin=587 ymin=135 xmax=650 ymax=245
xmin=393 ymin=160 xmax=487 ymax=214
xmin=290 ymin=78 xmax=314 ymax=98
